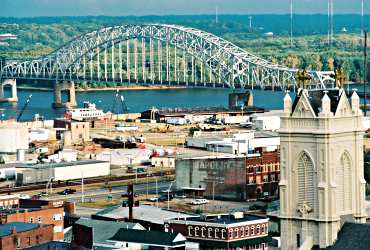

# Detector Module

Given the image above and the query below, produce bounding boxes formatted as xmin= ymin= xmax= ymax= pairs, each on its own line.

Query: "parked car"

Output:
xmin=190 ymin=199 xmax=209 ymax=205
xmin=147 ymin=197 xmax=159 ymax=202
xmin=38 ymin=191 xmax=48 ymax=197
xmin=58 ymin=188 xmax=76 ymax=195
xmin=19 ymin=194 xmax=31 ymax=199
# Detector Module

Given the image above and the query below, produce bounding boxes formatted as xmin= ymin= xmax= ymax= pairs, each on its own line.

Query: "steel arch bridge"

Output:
xmin=0 ymin=24 xmax=334 ymax=90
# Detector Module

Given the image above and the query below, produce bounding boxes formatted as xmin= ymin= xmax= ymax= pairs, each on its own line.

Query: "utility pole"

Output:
xmin=364 ymin=31 xmax=368 ymax=116
xmin=290 ymin=0 xmax=293 ymax=48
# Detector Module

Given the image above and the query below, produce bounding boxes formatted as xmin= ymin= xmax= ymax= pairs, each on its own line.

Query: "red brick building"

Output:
xmin=166 ymin=213 xmax=270 ymax=249
xmin=0 ymin=200 xmax=65 ymax=240
xmin=246 ymin=150 xmax=280 ymax=200
xmin=0 ymin=222 xmax=53 ymax=250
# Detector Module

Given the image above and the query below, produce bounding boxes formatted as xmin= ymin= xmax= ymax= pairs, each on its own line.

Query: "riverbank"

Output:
xmin=17 ymin=85 xmax=186 ymax=92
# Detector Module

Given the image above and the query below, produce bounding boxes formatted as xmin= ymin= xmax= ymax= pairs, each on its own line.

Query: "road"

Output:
xmin=45 ymin=181 xmax=173 ymax=202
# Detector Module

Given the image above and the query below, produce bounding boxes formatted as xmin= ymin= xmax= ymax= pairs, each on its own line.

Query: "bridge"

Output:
xmin=0 ymin=24 xmax=335 ymax=107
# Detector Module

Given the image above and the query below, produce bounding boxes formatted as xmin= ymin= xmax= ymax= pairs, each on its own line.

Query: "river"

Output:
xmin=0 ymin=84 xmax=368 ymax=121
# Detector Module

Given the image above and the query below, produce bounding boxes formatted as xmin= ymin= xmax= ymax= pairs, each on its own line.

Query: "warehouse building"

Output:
xmin=175 ymin=155 xmax=247 ymax=200
xmin=0 ymin=123 xmax=28 ymax=154
xmin=16 ymin=160 xmax=110 ymax=185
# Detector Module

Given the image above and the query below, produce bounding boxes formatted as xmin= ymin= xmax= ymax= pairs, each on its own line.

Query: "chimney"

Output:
xmin=127 ymin=183 xmax=134 ymax=222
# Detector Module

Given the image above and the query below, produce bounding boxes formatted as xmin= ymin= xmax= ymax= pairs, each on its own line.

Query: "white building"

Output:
xmin=279 ymin=89 xmax=366 ymax=249
xmin=0 ymin=124 xmax=28 ymax=153
xmin=151 ymin=156 xmax=176 ymax=168
xmin=97 ymin=149 xmax=152 ymax=166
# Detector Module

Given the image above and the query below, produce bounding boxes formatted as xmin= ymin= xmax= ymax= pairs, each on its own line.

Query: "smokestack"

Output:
xmin=127 ymin=183 xmax=134 ymax=222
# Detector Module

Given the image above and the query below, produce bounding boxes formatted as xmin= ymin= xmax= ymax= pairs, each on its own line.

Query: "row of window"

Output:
xmin=247 ymin=174 xmax=279 ymax=184
xmin=247 ymin=164 xmax=280 ymax=173
xmin=28 ymin=213 xmax=63 ymax=224
xmin=228 ymin=224 xmax=267 ymax=239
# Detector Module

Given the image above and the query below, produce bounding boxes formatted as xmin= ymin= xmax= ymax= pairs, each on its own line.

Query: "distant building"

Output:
xmin=54 ymin=119 xmax=90 ymax=145
xmin=0 ymin=222 xmax=53 ymax=250
xmin=0 ymin=199 xmax=65 ymax=240
xmin=279 ymin=89 xmax=366 ymax=249
xmin=166 ymin=213 xmax=270 ymax=249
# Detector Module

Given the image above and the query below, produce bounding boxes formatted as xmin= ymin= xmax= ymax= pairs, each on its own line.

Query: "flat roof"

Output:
xmin=18 ymin=160 xmax=109 ymax=169
xmin=96 ymin=205 xmax=194 ymax=225
xmin=0 ymin=222 xmax=42 ymax=237
xmin=186 ymin=214 xmax=267 ymax=224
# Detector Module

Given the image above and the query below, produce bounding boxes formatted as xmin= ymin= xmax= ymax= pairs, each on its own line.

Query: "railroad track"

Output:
xmin=0 ymin=169 xmax=175 ymax=195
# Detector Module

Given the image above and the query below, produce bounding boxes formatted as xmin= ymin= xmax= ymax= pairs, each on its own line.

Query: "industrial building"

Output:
xmin=166 ymin=213 xmax=270 ymax=249
xmin=141 ymin=106 xmax=264 ymax=123
xmin=54 ymin=119 xmax=90 ymax=145
xmin=97 ymin=149 xmax=152 ymax=166
xmin=175 ymin=155 xmax=247 ymax=200
xmin=16 ymin=160 xmax=110 ymax=185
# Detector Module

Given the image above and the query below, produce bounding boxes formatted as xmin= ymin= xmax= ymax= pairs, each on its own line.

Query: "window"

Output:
xmin=29 ymin=217 xmax=34 ymax=223
xmin=261 ymin=224 xmax=265 ymax=234
xmin=297 ymin=152 xmax=315 ymax=208
xmin=240 ymin=227 xmax=245 ymax=237
xmin=234 ymin=228 xmax=239 ymax=238
xmin=256 ymin=225 xmax=260 ymax=234
xmin=38 ymin=217 xmax=42 ymax=223
xmin=251 ymin=226 xmax=255 ymax=235
xmin=53 ymin=214 xmax=63 ymax=221
xmin=245 ymin=226 xmax=249 ymax=236
xmin=228 ymin=229 xmax=233 ymax=239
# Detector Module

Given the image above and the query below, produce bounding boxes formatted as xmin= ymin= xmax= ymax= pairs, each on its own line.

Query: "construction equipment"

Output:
xmin=17 ymin=94 xmax=32 ymax=122
xmin=112 ymin=90 xmax=128 ymax=120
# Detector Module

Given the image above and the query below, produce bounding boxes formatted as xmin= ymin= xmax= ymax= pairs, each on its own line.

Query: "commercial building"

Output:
xmin=16 ymin=160 xmax=110 ymax=185
xmin=175 ymin=155 xmax=247 ymax=200
xmin=0 ymin=199 xmax=65 ymax=240
xmin=0 ymin=222 xmax=53 ymax=250
xmin=246 ymin=150 xmax=280 ymax=199
xmin=166 ymin=213 xmax=270 ymax=249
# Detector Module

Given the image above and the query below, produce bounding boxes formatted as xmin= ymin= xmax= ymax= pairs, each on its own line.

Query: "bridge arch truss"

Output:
xmin=0 ymin=24 xmax=334 ymax=90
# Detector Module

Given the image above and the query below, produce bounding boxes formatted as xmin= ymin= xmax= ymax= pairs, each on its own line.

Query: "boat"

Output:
xmin=64 ymin=101 xmax=106 ymax=121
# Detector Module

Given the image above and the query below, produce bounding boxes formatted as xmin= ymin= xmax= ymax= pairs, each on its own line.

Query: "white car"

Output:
xmin=191 ymin=199 xmax=209 ymax=205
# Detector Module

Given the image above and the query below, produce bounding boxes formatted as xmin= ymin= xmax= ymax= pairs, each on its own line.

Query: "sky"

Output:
xmin=0 ymin=0 xmax=369 ymax=17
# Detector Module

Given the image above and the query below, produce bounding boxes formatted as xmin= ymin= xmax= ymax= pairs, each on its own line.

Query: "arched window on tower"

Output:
xmin=297 ymin=152 xmax=315 ymax=210
xmin=337 ymin=152 xmax=352 ymax=213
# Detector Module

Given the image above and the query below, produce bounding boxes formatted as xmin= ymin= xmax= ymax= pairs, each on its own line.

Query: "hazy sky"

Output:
xmin=1 ymin=0 xmax=369 ymax=17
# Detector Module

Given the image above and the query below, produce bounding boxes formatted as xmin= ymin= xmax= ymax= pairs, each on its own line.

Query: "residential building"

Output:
xmin=279 ymin=89 xmax=366 ymax=249
xmin=166 ymin=213 xmax=270 ymax=249
xmin=0 ymin=222 xmax=53 ymax=250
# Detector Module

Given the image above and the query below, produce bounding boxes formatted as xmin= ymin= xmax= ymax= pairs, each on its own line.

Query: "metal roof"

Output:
xmin=0 ymin=222 xmax=41 ymax=237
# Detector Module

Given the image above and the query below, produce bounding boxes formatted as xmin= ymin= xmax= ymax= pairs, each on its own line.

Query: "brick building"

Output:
xmin=0 ymin=222 xmax=53 ymax=250
xmin=246 ymin=150 xmax=280 ymax=200
xmin=166 ymin=213 xmax=270 ymax=249
xmin=0 ymin=199 xmax=65 ymax=240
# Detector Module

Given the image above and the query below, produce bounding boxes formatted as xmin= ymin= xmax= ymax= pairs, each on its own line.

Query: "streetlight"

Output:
xmin=167 ymin=181 xmax=175 ymax=210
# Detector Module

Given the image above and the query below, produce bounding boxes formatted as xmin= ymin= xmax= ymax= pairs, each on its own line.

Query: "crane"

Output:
xmin=17 ymin=94 xmax=32 ymax=122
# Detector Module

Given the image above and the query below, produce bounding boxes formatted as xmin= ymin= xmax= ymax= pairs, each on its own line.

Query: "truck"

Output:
xmin=252 ymin=116 xmax=280 ymax=131
xmin=222 ymin=116 xmax=250 ymax=125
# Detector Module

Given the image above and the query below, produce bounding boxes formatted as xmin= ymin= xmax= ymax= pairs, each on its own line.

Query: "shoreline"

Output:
xmin=17 ymin=85 xmax=187 ymax=92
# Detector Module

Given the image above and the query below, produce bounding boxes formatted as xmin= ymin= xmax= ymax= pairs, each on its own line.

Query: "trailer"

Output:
xmin=222 ymin=116 xmax=250 ymax=125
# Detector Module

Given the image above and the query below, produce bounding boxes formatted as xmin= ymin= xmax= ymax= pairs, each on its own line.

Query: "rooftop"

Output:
xmin=169 ymin=213 xmax=268 ymax=225
xmin=0 ymin=222 xmax=42 ymax=237
xmin=17 ymin=160 xmax=108 ymax=170
xmin=326 ymin=222 xmax=370 ymax=250
xmin=145 ymin=106 xmax=265 ymax=116
xmin=75 ymin=218 xmax=145 ymax=244
xmin=95 ymin=205 xmax=194 ymax=225
xmin=109 ymin=228 xmax=186 ymax=247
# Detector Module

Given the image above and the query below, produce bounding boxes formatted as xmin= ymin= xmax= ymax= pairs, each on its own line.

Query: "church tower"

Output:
xmin=279 ymin=89 xmax=367 ymax=249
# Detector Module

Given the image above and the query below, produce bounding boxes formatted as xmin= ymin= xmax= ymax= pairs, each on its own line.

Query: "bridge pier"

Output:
xmin=52 ymin=80 xmax=77 ymax=109
xmin=0 ymin=79 xmax=18 ymax=103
